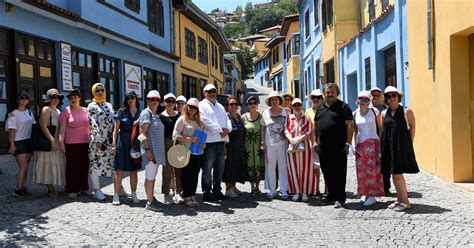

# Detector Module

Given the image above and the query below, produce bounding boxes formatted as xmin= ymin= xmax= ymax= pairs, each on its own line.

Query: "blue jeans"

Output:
xmin=201 ymin=142 xmax=225 ymax=195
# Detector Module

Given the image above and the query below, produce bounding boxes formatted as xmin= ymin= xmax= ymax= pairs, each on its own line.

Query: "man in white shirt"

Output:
xmin=199 ymin=84 xmax=231 ymax=202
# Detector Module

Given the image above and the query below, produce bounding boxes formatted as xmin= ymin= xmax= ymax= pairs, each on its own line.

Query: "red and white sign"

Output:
xmin=124 ymin=63 xmax=142 ymax=98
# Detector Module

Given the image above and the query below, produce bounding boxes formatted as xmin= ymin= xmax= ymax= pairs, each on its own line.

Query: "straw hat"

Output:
xmin=265 ymin=92 xmax=284 ymax=106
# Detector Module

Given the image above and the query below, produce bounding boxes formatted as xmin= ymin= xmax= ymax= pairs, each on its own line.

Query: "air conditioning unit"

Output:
xmin=173 ymin=0 xmax=188 ymax=9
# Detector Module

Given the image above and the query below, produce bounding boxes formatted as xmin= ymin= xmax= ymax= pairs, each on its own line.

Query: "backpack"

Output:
xmin=130 ymin=109 xmax=152 ymax=165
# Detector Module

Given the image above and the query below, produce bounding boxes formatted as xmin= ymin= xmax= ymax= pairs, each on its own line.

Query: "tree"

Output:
xmin=224 ymin=22 xmax=249 ymax=39
xmin=272 ymin=0 xmax=298 ymax=16
xmin=235 ymin=5 xmax=243 ymax=14
xmin=211 ymin=8 xmax=221 ymax=13
xmin=247 ymin=9 xmax=282 ymax=34
xmin=239 ymin=44 xmax=257 ymax=81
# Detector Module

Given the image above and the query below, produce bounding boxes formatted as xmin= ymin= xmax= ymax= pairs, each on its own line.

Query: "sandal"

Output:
xmin=388 ymin=201 xmax=400 ymax=209
xmin=393 ymin=202 xmax=411 ymax=212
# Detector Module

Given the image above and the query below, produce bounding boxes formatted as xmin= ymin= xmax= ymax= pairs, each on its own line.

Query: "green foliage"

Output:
xmin=211 ymin=8 xmax=221 ymax=13
xmin=244 ymin=0 xmax=298 ymax=35
xmin=239 ymin=44 xmax=258 ymax=81
xmin=224 ymin=22 xmax=249 ymax=39
xmin=235 ymin=5 xmax=244 ymax=14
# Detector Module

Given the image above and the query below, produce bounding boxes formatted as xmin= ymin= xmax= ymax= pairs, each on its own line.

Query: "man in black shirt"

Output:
xmin=314 ymin=83 xmax=353 ymax=208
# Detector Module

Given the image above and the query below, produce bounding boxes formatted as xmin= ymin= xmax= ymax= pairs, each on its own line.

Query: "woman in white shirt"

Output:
xmin=353 ymin=91 xmax=384 ymax=206
xmin=6 ymin=91 xmax=36 ymax=197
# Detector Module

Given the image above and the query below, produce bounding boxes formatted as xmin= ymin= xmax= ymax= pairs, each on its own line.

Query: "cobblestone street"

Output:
xmin=0 ymin=155 xmax=473 ymax=246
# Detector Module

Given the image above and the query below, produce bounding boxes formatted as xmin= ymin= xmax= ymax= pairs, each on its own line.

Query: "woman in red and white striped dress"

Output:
xmin=285 ymin=98 xmax=317 ymax=202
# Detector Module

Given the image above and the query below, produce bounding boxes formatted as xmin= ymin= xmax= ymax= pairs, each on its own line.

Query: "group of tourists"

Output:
xmin=5 ymin=81 xmax=419 ymax=212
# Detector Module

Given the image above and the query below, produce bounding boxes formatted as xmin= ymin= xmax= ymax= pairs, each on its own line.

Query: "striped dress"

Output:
xmin=285 ymin=113 xmax=317 ymax=194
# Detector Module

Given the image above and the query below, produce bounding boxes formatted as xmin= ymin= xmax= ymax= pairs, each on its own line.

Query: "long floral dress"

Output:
xmin=285 ymin=113 xmax=317 ymax=194
xmin=88 ymin=101 xmax=115 ymax=177
xmin=242 ymin=113 xmax=264 ymax=182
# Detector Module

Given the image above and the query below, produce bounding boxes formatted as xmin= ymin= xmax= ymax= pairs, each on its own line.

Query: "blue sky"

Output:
xmin=192 ymin=0 xmax=270 ymax=13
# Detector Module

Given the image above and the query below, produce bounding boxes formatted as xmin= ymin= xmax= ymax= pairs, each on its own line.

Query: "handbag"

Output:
xmin=32 ymin=109 xmax=56 ymax=152
xmin=287 ymin=142 xmax=305 ymax=153
xmin=167 ymin=139 xmax=190 ymax=168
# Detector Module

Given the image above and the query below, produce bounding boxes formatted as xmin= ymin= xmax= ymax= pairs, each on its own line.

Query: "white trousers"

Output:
xmin=264 ymin=143 xmax=288 ymax=193
xmin=89 ymin=170 xmax=102 ymax=191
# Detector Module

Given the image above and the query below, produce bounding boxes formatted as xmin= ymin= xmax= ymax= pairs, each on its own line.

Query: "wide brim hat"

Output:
xmin=265 ymin=92 xmax=284 ymax=106
xmin=66 ymin=88 xmax=82 ymax=98
xmin=44 ymin=88 xmax=64 ymax=104
xmin=384 ymin=86 xmax=403 ymax=96
xmin=283 ymin=93 xmax=295 ymax=100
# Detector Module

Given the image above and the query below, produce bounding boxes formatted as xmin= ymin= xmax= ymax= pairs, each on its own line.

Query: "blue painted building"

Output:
xmin=338 ymin=0 xmax=409 ymax=110
xmin=0 ymin=0 xmax=178 ymax=151
xmin=253 ymin=50 xmax=270 ymax=87
xmin=299 ymin=0 xmax=323 ymax=108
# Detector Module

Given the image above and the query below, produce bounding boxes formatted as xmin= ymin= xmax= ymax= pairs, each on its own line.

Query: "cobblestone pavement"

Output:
xmin=0 ymin=155 xmax=473 ymax=246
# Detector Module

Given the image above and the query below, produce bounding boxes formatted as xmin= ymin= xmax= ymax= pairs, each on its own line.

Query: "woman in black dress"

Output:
xmin=223 ymin=96 xmax=247 ymax=198
xmin=377 ymin=86 xmax=419 ymax=212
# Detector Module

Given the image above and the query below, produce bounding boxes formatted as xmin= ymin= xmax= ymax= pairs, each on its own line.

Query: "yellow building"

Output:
xmin=266 ymin=35 xmax=285 ymax=92
xmin=253 ymin=38 xmax=271 ymax=56
xmin=358 ymin=0 xmax=395 ymax=28
xmin=407 ymin=0 xmax=474 ymax=182
xmin=173 ymin=2 xmax=231 ymax=99
xmin=281 ymin=14 xmax=300 ymax=97
xmin=320 ymin=0 xmax=359 ymax=84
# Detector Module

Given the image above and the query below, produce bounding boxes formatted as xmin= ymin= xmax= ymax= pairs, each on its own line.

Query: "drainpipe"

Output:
xmin=427 ymin=0 xmax=433 ymax=69
xmin=357 ymin=0 xmax=362 ymax=30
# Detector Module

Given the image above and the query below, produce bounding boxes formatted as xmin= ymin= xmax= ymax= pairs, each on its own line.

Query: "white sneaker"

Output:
xmin=174 ymin=194 xmax=184 ymax=204
xmin=334 ymin=201 xmax=343 ymax=208
xmin=359 ymin=195 xmax=366 ymax=203
xmin=94 ymin=189 xmax=106 ymax=201
xmin=225 ymin=189 xmax=238 ymax=198
xmin=363 ymin=197 xmax=377 ymax=206
xmin=131 ymin=192 xmax=140 ymax=204
xmin=164 ymin=194 xmax=175 ymax=204
xmin=112 ymin=194 xmax=120 ymax=205
xmin=292 ymin=193 xmax=300 ymax=201
xmin=301 ymin=193 xmax=309 ymax=202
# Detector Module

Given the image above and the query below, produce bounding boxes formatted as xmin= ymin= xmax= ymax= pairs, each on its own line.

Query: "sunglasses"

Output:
xmin=126 ymin=96 xmax=136 ymax=101
xmin=19 ymin=96 xmax=29 ymax=100
xmin=165 ymin=100 xmax=176 ymax=104
xmin=385 ymin=93 xmax=398 ymax=99
xmin=371 ymin=94 xmax=382 ymax=98
xmin=311 ymin=96 xmax=323 ymax=100
xmin=188 ymin=106 xmax=198 ymax=110
xmin=292 ymin=103 xmax=302 ymax=107
xmin=50 ymin=95 xmax=60 ymax=100
xmin=176 ymin=102 xmax=186 ymax=105
xmin=95 ymin=89 xmax=105 ymax=93
xmin=206 ymin=90 xmax=217 ymax=94
xmin=358 ymin=98 xmax=370 ymax=103
xmin=248 ymin=101 xmax=258 ymax=105
xmin=147 ymin=97 xmax=160 ymax=102
xmin=229 ymin=103 xmax=240 ymax=107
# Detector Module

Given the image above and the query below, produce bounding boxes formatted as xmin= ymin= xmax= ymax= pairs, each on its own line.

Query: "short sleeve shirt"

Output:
xmin=58 ymin=107 xmax=90 ymax=144
xmin=139 ymin=109 xmax=166 ymax=166
xmin=315 ymin=100 xmax=353 ymax=148
xmin=5 ymin=109 xmax=36 ymax=141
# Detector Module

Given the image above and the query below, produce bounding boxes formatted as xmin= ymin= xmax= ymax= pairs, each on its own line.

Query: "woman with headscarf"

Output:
xmin=31 ymin=88 xmax=66 ymax=197
xmin=87 ymin=83 xmax=115 ymax=201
